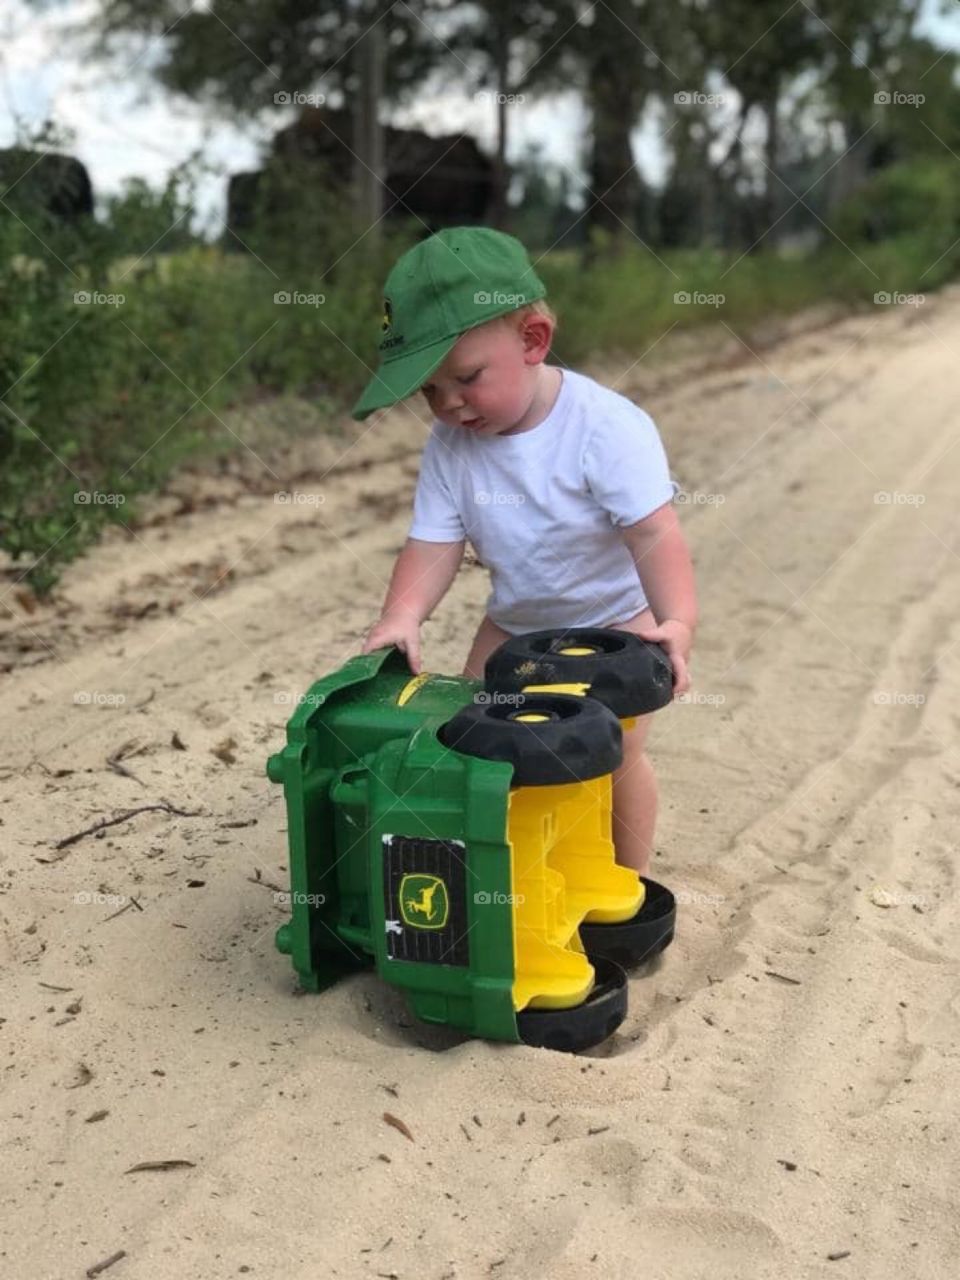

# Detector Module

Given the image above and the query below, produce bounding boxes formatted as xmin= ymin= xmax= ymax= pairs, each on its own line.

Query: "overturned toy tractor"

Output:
xmin=267 ymin=628 xmax=677 ymax=1052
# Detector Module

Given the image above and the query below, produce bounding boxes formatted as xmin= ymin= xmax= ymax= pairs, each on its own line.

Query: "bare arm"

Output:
xmin=362 ymin=536 xmax=465 ymax=672
xmin=621 ymin=502 xmax=698 ymax=632
xmin=620 ymin=501 xmax=698 ymax=693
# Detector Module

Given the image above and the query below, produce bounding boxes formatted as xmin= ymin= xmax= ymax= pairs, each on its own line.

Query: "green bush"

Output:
xmin=0 ymin=162 xmax=416 ymax=591
xmin=833 ymin=158 xmax=960 ymax=245
xmin=544 ymin=232 xmax=960 ymax=369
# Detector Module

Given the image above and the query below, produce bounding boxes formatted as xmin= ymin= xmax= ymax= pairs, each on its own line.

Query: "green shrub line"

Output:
xmin=1 ymin=205 xmax=958 ymax=593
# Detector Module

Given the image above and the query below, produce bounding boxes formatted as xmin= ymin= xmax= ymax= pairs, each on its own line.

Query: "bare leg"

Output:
xmin=607 ymin=606 xmax=659 ymax=877
xmin=462 ymin=614 xmax=512 ymax=679
xmin=611 ymin=714 xmax=656 ymax=876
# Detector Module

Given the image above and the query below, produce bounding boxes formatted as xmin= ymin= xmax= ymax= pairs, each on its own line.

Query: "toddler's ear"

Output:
xmin=521 ymin=312 xmax=554 ymax=363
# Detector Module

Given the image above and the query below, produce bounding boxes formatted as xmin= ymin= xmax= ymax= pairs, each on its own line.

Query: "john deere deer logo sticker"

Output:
xmin=399 ymin=873 xmax=448 ymax=929
xmin=379 ymin=295 xmax=405 ymax=350
xmin=383 ymin=836 xmax=469 ymax=965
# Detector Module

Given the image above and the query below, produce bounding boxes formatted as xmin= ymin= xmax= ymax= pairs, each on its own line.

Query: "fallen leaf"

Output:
xmin=123 ymin=1159 xmax=196 ymax=1173
xmin=383 ymin=1112 xmax=414 ymax=1142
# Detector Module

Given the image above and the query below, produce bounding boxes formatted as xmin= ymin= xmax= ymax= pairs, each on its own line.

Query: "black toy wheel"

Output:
xmin=578 ymin=877 xmax=676 ymax=968
xmin=439 ymin=692 xmax=622 ymax=786
xmin=516 ymin=956 xmax=627 ymax=1052
xmin=484 ymin=627 xmax=674 ymax=718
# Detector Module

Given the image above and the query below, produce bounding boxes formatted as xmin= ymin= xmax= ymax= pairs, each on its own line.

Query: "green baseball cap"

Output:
xmin=351 ymin=226 xmax=547 ymax=420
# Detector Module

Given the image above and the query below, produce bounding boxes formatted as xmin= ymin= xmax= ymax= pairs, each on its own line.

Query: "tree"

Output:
xmin=682 ymin=0 xmax=820 ymax=245
xmin=815 ymin=0 xmax=959 ymax=212
xmin=420 ymin=0 xmax=582 ymax=228
xmin=571 ymin=0 xmax=677 ymax=246
xmin=89 ymin=0 xmax=445 ymax=225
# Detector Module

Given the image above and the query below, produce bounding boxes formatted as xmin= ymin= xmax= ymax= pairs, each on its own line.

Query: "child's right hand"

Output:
xmin=362 ymin=612 xmax=422 ymax=674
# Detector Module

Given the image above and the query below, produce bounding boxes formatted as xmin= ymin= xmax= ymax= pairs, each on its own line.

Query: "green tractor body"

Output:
xmin=267 ymin=632 xmax=677 ymax=1050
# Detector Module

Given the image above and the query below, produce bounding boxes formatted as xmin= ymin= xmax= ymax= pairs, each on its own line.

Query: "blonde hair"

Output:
xmin=496 ymin=298 xmax=558 ymax=334
xmin=516 ymin=298 xmax=557 ymax=328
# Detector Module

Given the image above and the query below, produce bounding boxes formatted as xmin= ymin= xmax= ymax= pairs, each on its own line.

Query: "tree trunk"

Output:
xmin=354 ymin=4 xmax=385 ymax=233
xmin=585 ymin=50 xmax=637 ymax=248
xmin=761 ymin=81 xmax=780 ymax=245
xmin=489 ymin=22 xmax=509 ymax=228
xmin=826 ymin=112 xmax=872 ymax=218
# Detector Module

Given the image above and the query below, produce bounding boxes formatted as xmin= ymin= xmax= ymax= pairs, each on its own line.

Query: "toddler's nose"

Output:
xmin=436 ymin=389 xmax=465 ymax=416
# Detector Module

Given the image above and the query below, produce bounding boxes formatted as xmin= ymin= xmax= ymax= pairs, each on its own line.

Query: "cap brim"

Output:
xmin=350 ymin=333 xmax=459 ymax=421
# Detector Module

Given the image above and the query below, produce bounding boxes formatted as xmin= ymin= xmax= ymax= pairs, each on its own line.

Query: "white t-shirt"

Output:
xmin=409 ymin=367 xmax=679 ymax=634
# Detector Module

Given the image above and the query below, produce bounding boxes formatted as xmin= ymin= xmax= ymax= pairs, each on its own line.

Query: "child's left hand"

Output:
xmin=635 ymin=619 xmax=693 ymax=697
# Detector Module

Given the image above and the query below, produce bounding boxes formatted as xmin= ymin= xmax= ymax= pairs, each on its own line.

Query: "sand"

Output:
xmin=2 ymin=290 xmax=959 ymax=1280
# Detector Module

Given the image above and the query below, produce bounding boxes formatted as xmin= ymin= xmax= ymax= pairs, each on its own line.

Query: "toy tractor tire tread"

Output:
xmin=578 ymin=877 xmax=677 ymax=968
xmin=516 ymin=955 xmax=628 ymax=1052
xmin=484 ymin=626 xmax=674 ymax=717
xmin=440 ymin=692 xmax=622 ymax=785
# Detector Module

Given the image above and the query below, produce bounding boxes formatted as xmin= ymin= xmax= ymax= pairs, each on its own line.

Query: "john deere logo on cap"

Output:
xmin=399 ymin=873 xmax=449 ymax=929
xmin=379 ymin=294 xmax=405 ymax=350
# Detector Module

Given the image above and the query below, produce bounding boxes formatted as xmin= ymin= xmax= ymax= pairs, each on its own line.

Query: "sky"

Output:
xmin=2 ymin=0 xmax=959 ymax=235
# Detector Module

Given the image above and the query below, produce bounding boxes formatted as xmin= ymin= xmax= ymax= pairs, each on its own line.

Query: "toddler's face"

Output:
xmin=419 ymin=315 xmax=547 ymax=436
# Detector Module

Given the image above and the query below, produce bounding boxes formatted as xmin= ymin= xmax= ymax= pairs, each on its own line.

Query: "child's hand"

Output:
xmin=362 ymin=611 xmax=422 ymax=674
xmin=635 ymin=619 xmax=693 ymax=697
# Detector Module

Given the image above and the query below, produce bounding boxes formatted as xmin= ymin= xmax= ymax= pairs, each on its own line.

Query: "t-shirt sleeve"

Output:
xmin=409 ymin=429 xmax=467 ymax=542
xmin=583 ymin=405 xmax=680 ymax=527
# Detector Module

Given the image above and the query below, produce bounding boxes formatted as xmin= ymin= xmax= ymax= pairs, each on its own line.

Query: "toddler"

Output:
xmin=353 ymin=227 xmax=697 ymax=877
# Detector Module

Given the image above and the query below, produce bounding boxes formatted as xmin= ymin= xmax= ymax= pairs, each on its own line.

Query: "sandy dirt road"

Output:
xmin=2 ymin=291 xmax=959 ymax=1280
